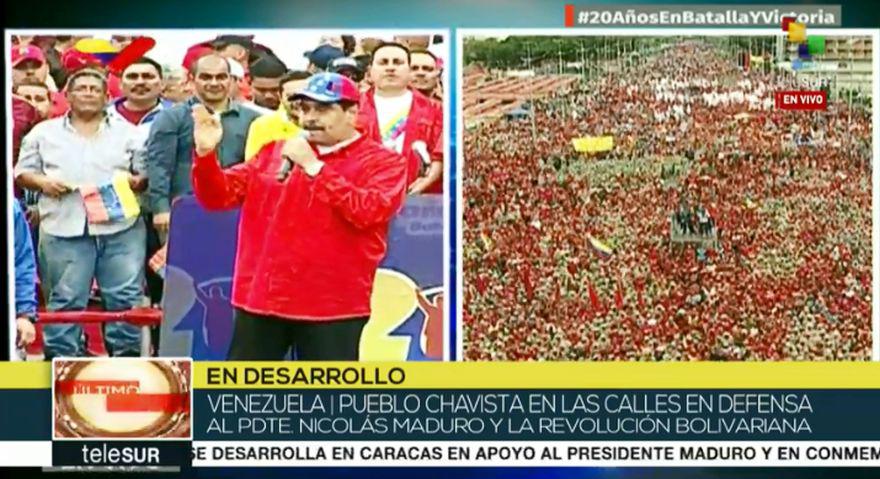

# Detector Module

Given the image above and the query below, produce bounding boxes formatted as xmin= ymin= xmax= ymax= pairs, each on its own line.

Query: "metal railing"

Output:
xmin=36 ymin=308 xmax=162 ymax=357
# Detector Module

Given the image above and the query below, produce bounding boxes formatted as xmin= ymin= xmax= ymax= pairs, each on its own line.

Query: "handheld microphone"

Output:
xmin=277 ymin=131 xmax=311 ymax=182
xmin=276 ymin=158 xmax=293 ymax=182
xmin=413 ymin=141 xmax=431 ymax=175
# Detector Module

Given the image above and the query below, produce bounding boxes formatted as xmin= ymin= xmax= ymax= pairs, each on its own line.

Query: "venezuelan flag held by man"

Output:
xmin=80 ymin=171 xmax=141 ymax=224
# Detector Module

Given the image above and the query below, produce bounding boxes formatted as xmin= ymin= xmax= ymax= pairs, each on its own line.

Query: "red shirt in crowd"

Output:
xmin=191 ymin=135 xmax=408 ymax=320
xmin=12 ymin=96 xmax=38 ymax=198
xmin=114 ymin=102 xmax=151 ymax=125
xmin=12 ymin=96 xmax=38 ymax=168
xmin=357 ymin=88 xmax=444 ymax=194
xmin=106 ymin=73 xmax=123 ymax=99
xmin=49 ymin=92 xmax=69 ymax=119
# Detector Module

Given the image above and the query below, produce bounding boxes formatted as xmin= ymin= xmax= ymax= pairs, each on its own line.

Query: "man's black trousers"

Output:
xmin=227 ymin=308 xmax=368 ymax=360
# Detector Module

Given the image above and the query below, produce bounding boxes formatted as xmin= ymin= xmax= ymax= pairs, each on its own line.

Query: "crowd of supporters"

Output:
xmin=11 ymin=33 xmax=445 ymax=358
xmin=464 ymin=40 xmax=872 ymax=361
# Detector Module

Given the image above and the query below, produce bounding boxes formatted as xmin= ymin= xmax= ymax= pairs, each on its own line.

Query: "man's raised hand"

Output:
xmin=192 ymin=104 xmax=223 ymax=156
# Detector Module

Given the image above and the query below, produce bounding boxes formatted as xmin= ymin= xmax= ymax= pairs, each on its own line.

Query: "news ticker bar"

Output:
xmin=3 ymin=441 xmax=880 ymax=467
xmin=194 ymin=441 xmax=880 ymax=467
xmin=3 ymin=363 xmax=880 ymax=468
xmin=5 ymin=362 xmax=880 ymax=389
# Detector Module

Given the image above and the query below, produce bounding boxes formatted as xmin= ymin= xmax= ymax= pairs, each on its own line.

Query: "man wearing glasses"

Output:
xmin=14 ymin=69 xmax=148 ymax=359
xmin=146 ymin=54 xmax=259 ymax=241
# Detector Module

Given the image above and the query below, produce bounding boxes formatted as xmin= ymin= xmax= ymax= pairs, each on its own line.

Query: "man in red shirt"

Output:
xmin=410 ymin=49 xmax=443 ymax=104
xmin=12 ymin=95 xmax=39 ymax=171
xmin=190 ymin=72 xmax=408 ymax=360
xmin=357 ymin=42 xmax=444 ymax=194
xmin=13 ymin=79 xmax=52 ymax=121
xmin=11 ymin=45 xmax=70 ymax=118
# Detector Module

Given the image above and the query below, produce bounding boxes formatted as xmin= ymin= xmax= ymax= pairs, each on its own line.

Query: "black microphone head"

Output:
xmin=276 ymin=158 xmax=293 ymax=182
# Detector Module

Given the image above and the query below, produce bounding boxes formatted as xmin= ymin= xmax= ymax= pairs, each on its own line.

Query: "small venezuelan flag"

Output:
xmin=149 ymin=244 xmax=168 ymax=279
xmin=73 ymin=38 xmax=120 ymax=66
xmin=381 ymin=105 xmax=410 ymax=144
xmin=80 ymin=172 xmax=140 ymax=224
xmin=480 ymin=232 xmax=494 ymax=251
xmin=588 ymin=234 xmax=614 ymax=259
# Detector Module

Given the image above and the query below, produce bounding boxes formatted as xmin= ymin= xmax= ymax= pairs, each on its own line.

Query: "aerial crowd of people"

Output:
xmin=464 ymin=40 xmax=872 ymax=361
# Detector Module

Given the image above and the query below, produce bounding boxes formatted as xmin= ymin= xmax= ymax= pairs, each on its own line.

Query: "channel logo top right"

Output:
xmin=776 ymin=17 xmax=828 ymax=110
xmin=784 ymin=17 xmax=825 ymax=71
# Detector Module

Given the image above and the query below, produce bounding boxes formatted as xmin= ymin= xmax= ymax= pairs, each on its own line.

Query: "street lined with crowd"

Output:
xmin=464 ymin=41 xmax=871 ymax=361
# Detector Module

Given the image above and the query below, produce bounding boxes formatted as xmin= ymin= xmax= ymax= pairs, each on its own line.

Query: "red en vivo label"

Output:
xmin=775 ymin=91 xmax=827 ymax=110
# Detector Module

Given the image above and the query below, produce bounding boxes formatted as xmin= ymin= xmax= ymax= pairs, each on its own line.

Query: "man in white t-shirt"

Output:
xmin=356 ymin=42 xmax=444 ymax=194
xmin=374 ymin=76 xmax=412 ymax=154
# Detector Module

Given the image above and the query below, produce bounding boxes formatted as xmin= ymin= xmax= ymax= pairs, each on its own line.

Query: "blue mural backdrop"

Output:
xmin=158 ymin=195 xmax=443 ymax=361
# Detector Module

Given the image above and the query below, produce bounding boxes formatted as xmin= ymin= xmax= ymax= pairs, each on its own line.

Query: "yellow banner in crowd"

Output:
xmin=572 ymin=136 xmax=614 ymax=153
